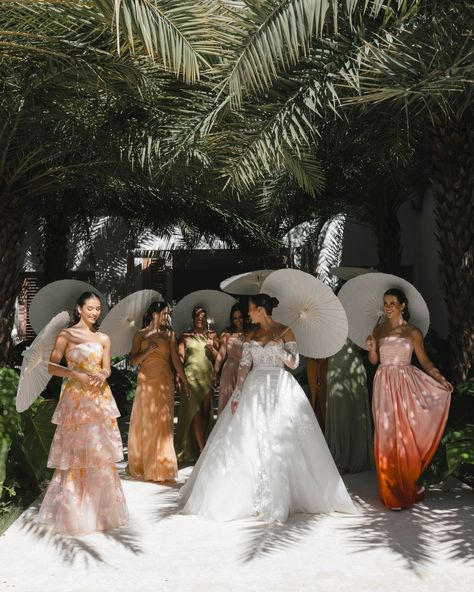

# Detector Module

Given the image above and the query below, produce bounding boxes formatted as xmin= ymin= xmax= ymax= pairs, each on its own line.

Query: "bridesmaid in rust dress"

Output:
xmin=366 ymin=288 xmax=452 ymax=510
xmin=128 ymin=302 xmax=190 ymax=482
xmin=214 ymin=303 xmax=247 ymax=415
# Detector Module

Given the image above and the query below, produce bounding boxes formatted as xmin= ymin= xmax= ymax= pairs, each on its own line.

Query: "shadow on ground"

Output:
xmin=341 ymin=478 xmax=474 ymax=573
xmin=17 ymin=501 xmax=144 ymax=566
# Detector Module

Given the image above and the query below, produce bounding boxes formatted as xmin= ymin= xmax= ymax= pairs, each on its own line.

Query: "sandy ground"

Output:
xmin=0 ymin=466 xmax=473 ymax=592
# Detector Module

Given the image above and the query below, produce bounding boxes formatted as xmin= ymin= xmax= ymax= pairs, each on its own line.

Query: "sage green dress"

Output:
xmin=175 ymin=334 xmax=215 ymax=462
xmin=325 ymin=339 xmax=375 ymax=473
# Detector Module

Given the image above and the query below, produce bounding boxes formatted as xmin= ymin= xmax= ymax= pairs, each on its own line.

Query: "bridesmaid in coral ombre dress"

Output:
xmin=367 ymin=288 xmax=452 ymax=510
xmin=39 ymin=292 xmax=128 ymax=535
xmin=128 ymin=301 xmax=190 ymax=482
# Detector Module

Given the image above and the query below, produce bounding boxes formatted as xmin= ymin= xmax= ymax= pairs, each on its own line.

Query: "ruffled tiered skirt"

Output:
xmin=38 ymin=379 xmax=129 ymax=534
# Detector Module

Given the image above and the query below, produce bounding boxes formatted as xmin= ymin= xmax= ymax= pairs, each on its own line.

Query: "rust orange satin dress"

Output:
xmin=128 ymin=337 xmax=178 ymax=482
xmin=372 ymin=337 xmax=451 ymax=509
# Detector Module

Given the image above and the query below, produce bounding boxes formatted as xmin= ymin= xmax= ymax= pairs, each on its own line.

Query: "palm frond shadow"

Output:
xmin=17 ymin=501 xmax=144 ymax=566
xmin=238 ymin=514 xmax=325 ymax=563
xmin=340 ymin=483 xmax=474 ymax=572
xmin=149 ymin=485 xmax=183 ymax=523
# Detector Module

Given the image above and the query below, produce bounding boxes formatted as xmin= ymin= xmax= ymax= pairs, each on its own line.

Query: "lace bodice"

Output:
xmin=241 ymin=340 xmax=298 ymax=369
xmin=232 ymin=340 xmax=299 ymax=401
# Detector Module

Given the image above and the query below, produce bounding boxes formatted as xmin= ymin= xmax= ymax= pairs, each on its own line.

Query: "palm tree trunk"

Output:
xmin=0 ymin=197 xmax=24 ymax=367
xmin=376 ymin=196 xmax=402 ymax=276
xmin=431 ymin=112 xmax=474 ymax=382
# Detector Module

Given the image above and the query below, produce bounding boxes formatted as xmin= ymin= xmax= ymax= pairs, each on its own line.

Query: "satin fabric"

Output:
xmin=175 ymin=334 xmax=214 ymax=462
xmin=372 ymin=337 xmax=451 ymax=509
xmin=325 ymin=339 xmax=374 ymax=473
xmin=128 ymin=337 xmax=178 ymax=482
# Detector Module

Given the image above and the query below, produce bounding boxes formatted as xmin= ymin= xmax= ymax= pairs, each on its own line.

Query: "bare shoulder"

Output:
xmin=97 ymin=332 xmax=110 ymax=346
xmin=56 ymin=328 xmax=72 ymax=343
xmin=279 ymin=324 xmax=296 ymax=342
xmin=245 ymin=328 xmax=259 ymax=342
xmin=407 ymin=324 xmax=423 ymax=342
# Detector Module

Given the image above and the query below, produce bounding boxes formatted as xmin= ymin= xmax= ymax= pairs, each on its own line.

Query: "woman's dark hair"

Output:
xmin=249 ymin=293 xmax=279 ymax=315
xmin=143 ymin=301 xmax=169 ymax=327
xmin=70 ymin=291 xmax=101 ymax=330
xmin=192 ymin=305 xmax=206 ymax=320
xmin=228 ymin=302 xmax=248 ymax=332
xmin=384 ymin=288 xmax=410 ymax=321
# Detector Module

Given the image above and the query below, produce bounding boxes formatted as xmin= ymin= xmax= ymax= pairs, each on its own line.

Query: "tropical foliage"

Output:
xmin=0 ymin=368 xmax=56 ymax=508
xmin=0 ymin=0 xmax=472 ymax=379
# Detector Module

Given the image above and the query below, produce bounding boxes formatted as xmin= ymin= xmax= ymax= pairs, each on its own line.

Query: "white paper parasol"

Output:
xmin=330 ymin=266 xmax=377 ymax=281
xmin=16 ymin=311 xmax=70 ymax=412
xmin=172 ymin=290 xmax=237 ymax=336
xmin=100 ymin=290 xmax=163 ymax=357
xmin=337 ymin=272 xmax=430 ymax=350
xmin=261 ymin=269 xmax=348 ymax=358
xmin=220 ymin=270 xmax=276 ymax=295
xmin=29 ymin=280 xmax=108 ymax=335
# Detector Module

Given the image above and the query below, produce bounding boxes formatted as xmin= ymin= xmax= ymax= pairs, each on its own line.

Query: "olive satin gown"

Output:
xmin=325 ymin=339 xmax=374 ymax=473
xmin=175 ymin=334 xmax=215 ymax=462
xmin=128 ymin=336 xmax=178 ymax=482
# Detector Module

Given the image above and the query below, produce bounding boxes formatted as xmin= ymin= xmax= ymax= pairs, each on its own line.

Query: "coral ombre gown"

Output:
xmin=128 ymin=336 xmax=178 ymax=482
xmin=372 ymin=337 xmax=451 ymax=509
xmin=38 ymin=342 xmax=128 ymax=535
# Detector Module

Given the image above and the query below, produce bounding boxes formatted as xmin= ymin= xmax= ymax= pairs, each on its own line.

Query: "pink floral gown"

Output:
xmin=38 ymin=342 xmax=129 ymax=534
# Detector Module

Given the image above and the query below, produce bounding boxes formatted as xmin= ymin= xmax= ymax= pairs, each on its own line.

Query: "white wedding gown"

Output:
xmin=179 ymin=340 xmax=358 ymax=522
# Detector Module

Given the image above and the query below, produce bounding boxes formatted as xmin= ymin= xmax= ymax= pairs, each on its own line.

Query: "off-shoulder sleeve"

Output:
xmin=280 ymin=341 xmax=299 ymax=370
xmin=230 ymin=342 xmax=253 ymax=402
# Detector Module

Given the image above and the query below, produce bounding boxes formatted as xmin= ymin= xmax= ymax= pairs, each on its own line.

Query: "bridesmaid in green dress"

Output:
xmin=175 ymin=306 xmax=219 ymax=462
xmin=325 ymin=338 xmax=375 ymax=473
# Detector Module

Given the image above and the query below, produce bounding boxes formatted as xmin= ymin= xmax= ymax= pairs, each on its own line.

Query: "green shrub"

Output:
xmin=421 ymin=379 xmax=474 ymax=487
xmin=0 ymin=367 xmax=56 ymax=506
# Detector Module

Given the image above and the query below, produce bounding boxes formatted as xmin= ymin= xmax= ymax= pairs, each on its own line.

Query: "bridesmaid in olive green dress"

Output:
xmin=175 ymin=306 xmax=219 ymax=462
xmin=325 ymin=338 xmax=375 ymax=473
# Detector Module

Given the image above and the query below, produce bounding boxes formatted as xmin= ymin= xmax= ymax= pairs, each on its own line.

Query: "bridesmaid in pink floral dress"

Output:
xmin=366 ymin=288 xmax=452 ymax=510
xmin=214 ymin=303 xmax=247 ymax=415
xmin=38 ymin=292 xmax=128 ymax=535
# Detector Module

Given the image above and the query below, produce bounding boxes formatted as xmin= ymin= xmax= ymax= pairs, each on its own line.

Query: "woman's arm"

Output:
xmin=278 ymin=327 xmax=299 ymax=369
xmin=366 ymin=327 xmax=380 ymax=365
xmin=130 ymin=332 xmax=157 ymax=367
xmin=170 ymin=332 xmax=191 ymax=398
xmin=230 ymin=341 xmax=253 ymax=414
xmin=48 ymin=331 xmax=89 ymax=385
xmin=90 ymin=334 xmax=111 ymax=387
xmin=411 ymin=328 xmax=451 ymax=388
xmin=214 ymin=333 xmax=228 ymax=374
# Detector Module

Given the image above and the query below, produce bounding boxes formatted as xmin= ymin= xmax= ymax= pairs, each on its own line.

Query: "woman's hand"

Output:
xmin=89 ymin=369 xmax=109 ymax=387
xmin=147 ymin=342 xmax=159 ymax=354
xmin=231 ymin=400 xmax=239 ymax=415
xmin=72 ymin=370 xmax=92 ymax=385
xmin=365 ymin=335 xmax=377 ymax=351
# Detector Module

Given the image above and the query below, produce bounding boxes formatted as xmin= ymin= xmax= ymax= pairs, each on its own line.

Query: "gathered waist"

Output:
xmin=379 ymin=362 xmax=411 ymax=367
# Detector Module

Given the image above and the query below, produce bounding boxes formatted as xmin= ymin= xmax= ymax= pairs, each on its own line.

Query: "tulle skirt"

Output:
xmin=38 ymin=379 xmax=129 ymax=534
xmin=179 ymin=366 xmax=357 ymax=523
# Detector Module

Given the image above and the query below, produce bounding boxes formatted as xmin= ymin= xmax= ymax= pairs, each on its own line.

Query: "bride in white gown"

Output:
xmin=179 ymin=294 xmax=357 ymax=522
